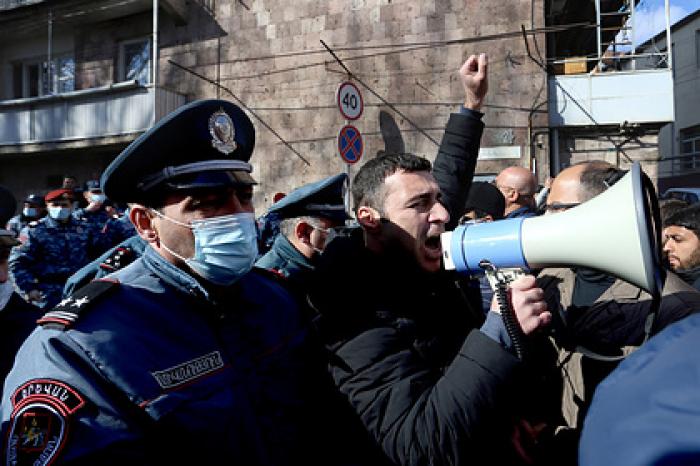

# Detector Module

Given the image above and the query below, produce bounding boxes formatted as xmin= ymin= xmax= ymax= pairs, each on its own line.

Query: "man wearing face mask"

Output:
xmin=0 ymin=100 xmax=353 ymax=465
xmin=73 ymin=180 xmax=113 ymax=250
xmin=5 ymin=194 xmax=46 ymax=239
xmin=256 ymin=173 xmax=349 ymax=293
xmin=9 ymin=188 xmax=100 ymax=309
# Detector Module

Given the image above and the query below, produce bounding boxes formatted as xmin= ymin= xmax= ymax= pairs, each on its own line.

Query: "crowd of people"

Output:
xmin=0 ymin=53 xmax=699 ymax=465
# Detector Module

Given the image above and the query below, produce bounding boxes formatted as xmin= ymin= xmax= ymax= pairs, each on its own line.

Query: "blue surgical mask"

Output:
xmin=48 ymin=206 xmax=72 ymax=220
xmin=23 ymin=207 xmax=38 ymax=217
xmin=152 ymin=210 xmax=258 ymax=286
xmin=90 ymin=194 xmax=106 ymax=203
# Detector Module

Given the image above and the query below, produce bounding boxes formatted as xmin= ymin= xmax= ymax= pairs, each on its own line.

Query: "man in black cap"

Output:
xmin=0 ymin=100 xmax=340 ymax=465
xmin=459 ymin=181 xmax=506 ymax=224
xmin=458 ymin=181 xmax=506 ymax=313
xmin=5 ymin=194 xmax=46 ymax=239
xmin=663 ymin=204 xmax=700 ymax=290
xmin=256 ymin=173 xmax=349 ymax=292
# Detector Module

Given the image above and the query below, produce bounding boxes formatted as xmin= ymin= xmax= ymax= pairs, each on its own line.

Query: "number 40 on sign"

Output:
xmin=337 ymin=81 xmax=363 ymax=120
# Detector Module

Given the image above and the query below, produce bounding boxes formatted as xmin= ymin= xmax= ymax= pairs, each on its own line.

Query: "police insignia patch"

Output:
xmin=5 ymin=379 xmax=85 ymax=466
xmin=208 ymin=108 xmax=237 ymax=155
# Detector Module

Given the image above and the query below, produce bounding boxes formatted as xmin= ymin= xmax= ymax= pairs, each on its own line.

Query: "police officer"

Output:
xmin=73 ymin=180 xmax=116 ymax=253
xmin=256 ymin=173 xmax=349 ymax=292
xmin=5 ymin=194 xmax=46 ymax=239
xmin=9 ymin=188 xmax=99 ymax=309
xmin=1 ymin=100 xmax=338 ymax=465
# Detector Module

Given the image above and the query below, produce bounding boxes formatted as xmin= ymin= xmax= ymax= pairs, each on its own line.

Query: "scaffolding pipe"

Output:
xmin=152 ymin=0 xmax=158 ymax=122
xmin=665 ymin=0 xmax=672 ymax=70
xmin=595 ymin=0 xmax=602 ymax=60
xmin=47 ymin=10 xmax=52 ymax=95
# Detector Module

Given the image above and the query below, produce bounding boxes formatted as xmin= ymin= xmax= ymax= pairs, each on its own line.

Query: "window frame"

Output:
xmin=117 ymin=36 xmax=152 ymax=85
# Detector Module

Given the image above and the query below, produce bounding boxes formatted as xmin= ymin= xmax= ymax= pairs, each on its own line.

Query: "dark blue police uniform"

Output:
xmin=1 ymin=100 xmax=336 ymax=465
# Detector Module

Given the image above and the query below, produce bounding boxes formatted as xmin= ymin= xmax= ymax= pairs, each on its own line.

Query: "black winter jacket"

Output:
xmin=309 ymin=230 xmax=534 ymax=466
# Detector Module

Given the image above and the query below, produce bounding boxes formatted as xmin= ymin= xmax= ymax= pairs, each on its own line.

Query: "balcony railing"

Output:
xmin=0 ymin=81 xmax=186 ymax=148
xmin=0 ymin=0 xmax=43 ymax=11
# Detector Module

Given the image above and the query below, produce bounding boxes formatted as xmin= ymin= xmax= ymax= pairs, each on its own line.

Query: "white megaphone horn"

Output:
xmin=441 ymin=162 xmax=663 ymax=296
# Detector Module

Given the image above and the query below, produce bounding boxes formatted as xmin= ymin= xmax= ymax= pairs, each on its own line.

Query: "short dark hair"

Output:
xmin=664 ymin=204 xmax=700 ymax=239
xmin=352 ymin=152 xmax=431 ymax=213
xmin=578 ymin=161 xmax=626 ymax=202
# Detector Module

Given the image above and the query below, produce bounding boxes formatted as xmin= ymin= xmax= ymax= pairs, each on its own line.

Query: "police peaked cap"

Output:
xmin=25 ymin=194 xmax=46 ymax=206
xmin=101 ymin=99 xmax=256 ymax=204
xmin=267 ymin=173 xmax=350 ymax=221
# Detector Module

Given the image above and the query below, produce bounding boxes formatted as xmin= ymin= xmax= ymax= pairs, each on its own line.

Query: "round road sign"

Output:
xmin=337 ymin=125 xmax=363 ymax=164
xmin=337 ymin=81 xmax=363 ymax=120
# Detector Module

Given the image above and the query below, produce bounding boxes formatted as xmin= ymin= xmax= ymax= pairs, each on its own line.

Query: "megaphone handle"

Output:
xmin=480 ymin=261 xmax=527 ymax=361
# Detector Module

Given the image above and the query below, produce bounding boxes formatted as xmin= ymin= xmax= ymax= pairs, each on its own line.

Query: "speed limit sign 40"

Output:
xmin=337 ymin=81 xmax=364 ymax=120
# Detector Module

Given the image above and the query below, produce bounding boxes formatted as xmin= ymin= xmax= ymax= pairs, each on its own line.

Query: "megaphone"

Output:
xmin=441 ymin=162 xmax=663 ymax=296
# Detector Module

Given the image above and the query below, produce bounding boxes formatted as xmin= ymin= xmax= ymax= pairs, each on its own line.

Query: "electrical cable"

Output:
xmin=168 ymin=59 xmax=311 ymax=166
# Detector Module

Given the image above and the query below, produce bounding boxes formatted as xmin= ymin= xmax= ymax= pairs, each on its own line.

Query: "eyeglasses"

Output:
xmin=539 ymin=202 xmax=581 ymax=215
xmin=459 ymin=217 xmax=488 ymax=226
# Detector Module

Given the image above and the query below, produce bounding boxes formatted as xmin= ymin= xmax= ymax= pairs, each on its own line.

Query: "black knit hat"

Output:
xmin=464 ymin=182 xmax=506 ymax=220
xmin=664 ymin=203 xmax=700 ymax=237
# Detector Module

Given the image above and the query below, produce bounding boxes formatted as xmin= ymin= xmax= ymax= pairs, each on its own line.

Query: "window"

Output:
xmin=679 ymin=125 xmax=700 ymax=171
xmin=119 ymin=38 xmax=151 ymax=85
xmin=10 ymin=55 xmax=75 ymax=99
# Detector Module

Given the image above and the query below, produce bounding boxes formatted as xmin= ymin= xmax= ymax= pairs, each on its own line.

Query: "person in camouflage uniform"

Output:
xmin=72 ymin=180 xmax=113 ymax=254
xmin=9 ymin=188 xmax=100 ymax=309
xmin=5 ymin=194 xmax=46 ymax=239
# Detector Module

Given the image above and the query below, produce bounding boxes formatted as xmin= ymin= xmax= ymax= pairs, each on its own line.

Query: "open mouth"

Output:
xmin=425 ymin=235 xmax=442 ymax=255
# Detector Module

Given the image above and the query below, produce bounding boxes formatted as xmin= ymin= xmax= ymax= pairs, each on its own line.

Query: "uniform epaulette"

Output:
xmin=99 ymin=246 xmax=136 ymax=273
xmin=38 ymin=279 xmax=120 ymax=329
xmin=252 ymin=266 xmax=288 ymax=283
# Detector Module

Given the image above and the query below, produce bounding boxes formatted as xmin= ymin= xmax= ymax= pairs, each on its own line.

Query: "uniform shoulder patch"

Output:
xmin=99 ymin=246 xmax=136 ymax=273
xmin=5 ymin=379 xmax=86 ymax=466
xmin=38 ymin=279 xmax=120 ymax=329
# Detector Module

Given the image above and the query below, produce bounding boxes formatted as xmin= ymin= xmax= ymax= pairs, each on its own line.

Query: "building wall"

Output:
xmin=156 ymin=0 xmax=549 ymax=207
xmin=640 ymin=13 xmax=700 ymax=185
xmin=0 ymin=0 xmax=549 ymax=212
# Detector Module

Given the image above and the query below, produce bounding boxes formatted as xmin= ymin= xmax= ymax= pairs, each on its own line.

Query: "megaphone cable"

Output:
xmin=480 ymin=260 xmax=527 ymax=361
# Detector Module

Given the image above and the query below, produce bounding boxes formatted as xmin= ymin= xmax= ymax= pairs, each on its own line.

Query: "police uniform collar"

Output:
xmin=142 ymin=246 xmax=210 ymax=300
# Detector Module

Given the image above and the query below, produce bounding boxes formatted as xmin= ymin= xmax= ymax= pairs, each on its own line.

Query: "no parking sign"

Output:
xmin=337 ymin=125 xmax=363 ymax=164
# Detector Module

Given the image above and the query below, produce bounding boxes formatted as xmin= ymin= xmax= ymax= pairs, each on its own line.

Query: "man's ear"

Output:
xmin=130 ymin=205 xmax=159 ymax=244
xmin=357 ymin=206 xmax=381 ymax=231
xmin=294 ymin=220 xmax=313 ymax=245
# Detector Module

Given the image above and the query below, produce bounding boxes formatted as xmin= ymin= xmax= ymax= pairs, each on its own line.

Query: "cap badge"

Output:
xmin=209 ymin=109 xmax=237 ymax=155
